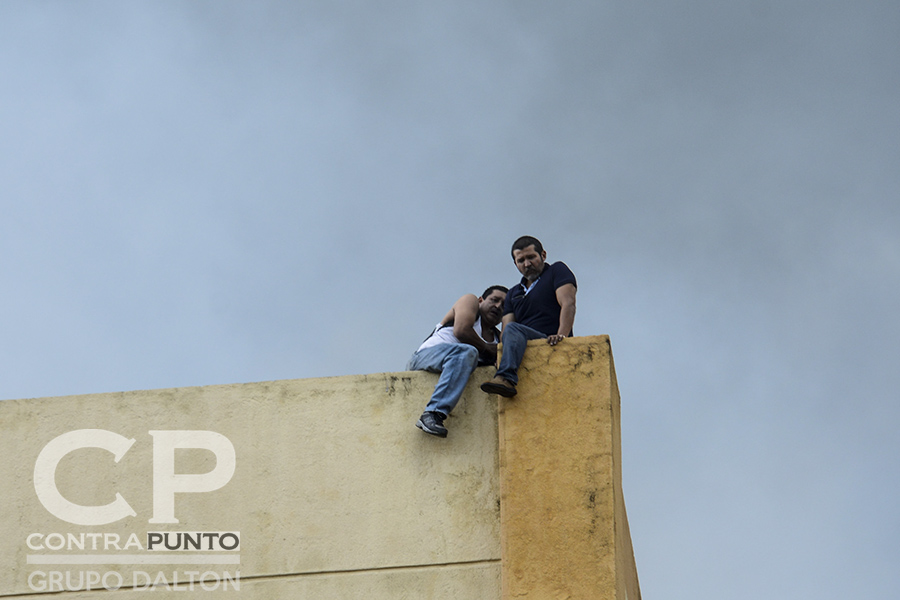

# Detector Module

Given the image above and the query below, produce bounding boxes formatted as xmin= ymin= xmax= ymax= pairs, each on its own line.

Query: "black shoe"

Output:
xmin=416 ymin=411 xmax=448 ymax=437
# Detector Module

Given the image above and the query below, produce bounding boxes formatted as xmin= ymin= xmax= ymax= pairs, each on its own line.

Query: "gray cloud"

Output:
xmin=1 ymin=1 xmax=898 ymax=597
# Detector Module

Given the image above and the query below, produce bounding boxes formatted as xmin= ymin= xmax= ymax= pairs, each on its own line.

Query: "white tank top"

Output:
xmin=417 ymin=316 xmax=494 ymax=352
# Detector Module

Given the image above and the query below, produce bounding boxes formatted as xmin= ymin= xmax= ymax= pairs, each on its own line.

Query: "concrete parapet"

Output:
xmin=1 ymin=370 xmax=501 ymax=598
xmin=499 ymin=335 xmax=640 ymax=600
xmin=0 ymin=335 xmax=638 ymax=599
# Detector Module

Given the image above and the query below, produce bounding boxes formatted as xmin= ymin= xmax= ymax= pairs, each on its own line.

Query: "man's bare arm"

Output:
xmin=451 ymin=295 xmax=495 ymax=358
xmin=547 ymin=283 xmax=576 ymax=346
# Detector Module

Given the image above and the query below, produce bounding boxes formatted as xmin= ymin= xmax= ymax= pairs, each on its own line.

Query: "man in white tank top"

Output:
xmin=408 ymin=285 xmax=508 ymax=437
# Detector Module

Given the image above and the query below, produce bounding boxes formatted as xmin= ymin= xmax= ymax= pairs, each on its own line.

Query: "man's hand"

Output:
xmin=546 ymin=334 xmax=565 ymax=346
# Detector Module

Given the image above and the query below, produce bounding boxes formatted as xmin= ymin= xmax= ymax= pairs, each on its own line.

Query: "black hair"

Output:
xmin=511 ymin=235 xmax=544 ymax=258
xmin=481 ymin=285 xmax=509 ymax=299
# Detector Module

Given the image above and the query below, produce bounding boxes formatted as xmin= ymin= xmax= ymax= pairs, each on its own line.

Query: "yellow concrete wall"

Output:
xmin=1 ymin=370 xmax=501 ymax=598
xmin=498 ymin=336 xmax=641 ymax=600
xmin=0 ymin=335 xmax=639 ymax=599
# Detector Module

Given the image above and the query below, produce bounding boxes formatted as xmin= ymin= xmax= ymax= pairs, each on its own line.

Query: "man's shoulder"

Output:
xmin=548 ymin=261 xmax=577 ymax=286
xmin=455 ymin=292 xmax=480 ymax=302
xmin=452 ymin=293 xmax=480 ymax=311
xmin=549 ymin=260 xmax=574 ymax=272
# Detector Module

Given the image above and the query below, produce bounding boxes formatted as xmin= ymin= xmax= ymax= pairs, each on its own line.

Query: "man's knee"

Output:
xmin=502 ymin=322 xmax=528 ymax=341
xmin=459 ymin=345 xmax=479 ymax=366
xmin=443 ymin=345 xmax=479 ymax=370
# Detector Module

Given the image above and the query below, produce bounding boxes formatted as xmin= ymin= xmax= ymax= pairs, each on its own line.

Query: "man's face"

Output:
xmin=479 ymin=289 xmax=507 ymax=326
xmin=512 ymin=244 xmax=546 ymax=282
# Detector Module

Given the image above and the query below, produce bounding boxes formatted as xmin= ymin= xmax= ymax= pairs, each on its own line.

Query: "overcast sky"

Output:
xmin=2 ymin=1 xmax=898 ymax=597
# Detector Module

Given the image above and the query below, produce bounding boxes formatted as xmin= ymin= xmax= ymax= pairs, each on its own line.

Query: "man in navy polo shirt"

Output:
xmin=480 ymin=236 xmax=577 ymax=397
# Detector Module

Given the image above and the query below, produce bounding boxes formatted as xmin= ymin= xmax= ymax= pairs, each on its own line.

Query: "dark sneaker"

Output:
xmin=480 ymin=375 xmax=517 ymax=397
xmin=416 ymin=411 xmax=448 ymax=437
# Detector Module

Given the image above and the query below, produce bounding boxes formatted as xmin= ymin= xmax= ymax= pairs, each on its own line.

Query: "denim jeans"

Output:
xmin=407 ymin=343 xmax=479 ymax=417
xmin=495 ymin=322 xmax=548 ymax=385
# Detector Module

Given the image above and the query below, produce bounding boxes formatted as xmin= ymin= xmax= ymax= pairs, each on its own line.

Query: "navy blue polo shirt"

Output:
xmin=503 ymin=261 xmax=577 ymax=336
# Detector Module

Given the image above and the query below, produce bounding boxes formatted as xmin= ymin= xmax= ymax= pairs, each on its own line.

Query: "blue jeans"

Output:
xmin=407 ymin=343 xmax=479 ymax=417
xmin=495 ymin=322 xmax=548 ymax=385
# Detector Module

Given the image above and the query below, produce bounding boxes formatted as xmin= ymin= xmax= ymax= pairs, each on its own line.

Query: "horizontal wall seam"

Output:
xmin=0 ymin=560 xmax=502 ymax=598
xmin=244 ymin=558 xmax=502 ymax=582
